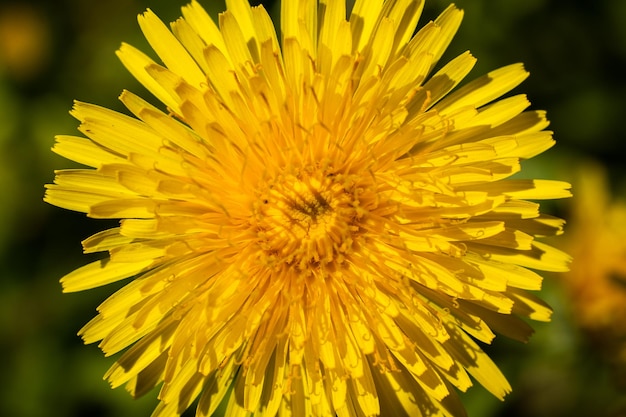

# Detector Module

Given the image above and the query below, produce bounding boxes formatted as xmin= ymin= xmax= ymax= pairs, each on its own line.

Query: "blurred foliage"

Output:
xmin=1 ymin=0 xmax=625 ymax=416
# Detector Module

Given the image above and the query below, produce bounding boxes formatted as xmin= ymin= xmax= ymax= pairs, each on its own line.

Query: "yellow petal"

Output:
xmin=82 ymin=228 xmax=133 ymax=254
xmin=443 ymin=322 xmax=511 ymax=400
xmin=429 ymin=4 xmax=464 ymax=67
xmin=458 ymin=179 xmax=572 ymax=200
xmin=170 ymin=17 xmax=209 ymax=74
xmin=105 ymin=319 xmax=177 ymax=388
xmin=138 ymin=9 xmax=206 ymax=88
xmin=381 ymin=0 xmax=424 ymax=58
xmin=60 ymin=258 xmax=153 ymax=292
xmin=349 ymin=0 xmax=384 ymax=52
xmin=436 ymin=64 xmax=530 ymax=115
xmin=116 ymin=43 xmax=180 ymax=112
xmin=181 ymin=0 xmax=227 ymax=55
xmin=509 ymin=287 xmax=553 ymax=321
xmin=52 ymin=135 xmax=126 ymax=168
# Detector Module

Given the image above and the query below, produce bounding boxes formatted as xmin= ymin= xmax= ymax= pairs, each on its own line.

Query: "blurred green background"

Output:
xmin=1 ymin=0 xmax=625 ymax=416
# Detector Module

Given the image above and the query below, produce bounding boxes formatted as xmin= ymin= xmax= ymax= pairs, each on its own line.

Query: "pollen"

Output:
xmin=253 ymin=165 xmax=367 ymax=274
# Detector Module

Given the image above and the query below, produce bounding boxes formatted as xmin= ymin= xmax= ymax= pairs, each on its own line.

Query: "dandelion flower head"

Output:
xmin=45 ymin=0 xmax=571 ymax=416
xmin=564 ymin=163 xmax=626 ymax=338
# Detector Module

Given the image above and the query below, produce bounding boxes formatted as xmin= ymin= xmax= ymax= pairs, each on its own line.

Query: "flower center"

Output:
xmin=253 ymin=167 xmax=364 ymax=275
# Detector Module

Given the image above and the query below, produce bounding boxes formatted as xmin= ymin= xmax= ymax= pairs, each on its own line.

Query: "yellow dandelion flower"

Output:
xmin=563 ymin=162 xmax=626 ymax=338
xmin=45 ymin=1 xmax=571 ymax=416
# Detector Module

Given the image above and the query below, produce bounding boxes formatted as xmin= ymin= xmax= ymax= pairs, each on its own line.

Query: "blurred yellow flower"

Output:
xmin=0 ymin=4 xmax=51 ymax=81
xmin=45 ymin=0 xmax=571 ymax=416
xmin=563 ymin=163 xmax=626 ymax=346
